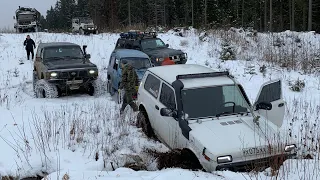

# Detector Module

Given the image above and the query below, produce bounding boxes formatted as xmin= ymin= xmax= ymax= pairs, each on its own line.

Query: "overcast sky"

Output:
xmin=0 ymin=0 xmax=57 ymax=29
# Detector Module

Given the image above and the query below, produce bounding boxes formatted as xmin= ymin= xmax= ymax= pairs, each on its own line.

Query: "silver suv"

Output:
xmin=136 ymin=64 xmax=297 ymax=172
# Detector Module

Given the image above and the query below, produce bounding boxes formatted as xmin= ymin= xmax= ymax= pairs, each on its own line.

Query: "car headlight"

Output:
xmin=217 ymin=155 xmax=232 ymax=163
xmin=284 ymin=144 xmax=296 ymax=152
xmin=50 ymin=72 xmax=57 ymax=77
xmin=156 ymin=58 xmax=164 ymax=62
xmin=89 ymin=70 xmax=95 ymax=74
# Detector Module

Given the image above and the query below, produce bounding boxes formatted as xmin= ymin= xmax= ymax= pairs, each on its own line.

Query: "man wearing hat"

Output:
xmin=119 ymin=60 xmax=139 ymax=114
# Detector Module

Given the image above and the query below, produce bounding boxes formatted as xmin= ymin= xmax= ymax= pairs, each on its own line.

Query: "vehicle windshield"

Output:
xmin=181 ymin=85 xmax=251 ymax=119
xmin=43 ymin=46 xmax=83 ymax=61
xmin=120 ymin=57 xmax=152 ymax=70
xmin=80 ymin=18 xmax=93 ymax=23
xmin=141 ymin=38 xmax=166 ymax=50
xmin=17 ymin=14 xmax=35 ymax=21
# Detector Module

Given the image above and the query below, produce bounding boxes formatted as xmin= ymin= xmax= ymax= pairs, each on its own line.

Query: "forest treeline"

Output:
xmin=40 ymin=0 xmax=320 ymax=32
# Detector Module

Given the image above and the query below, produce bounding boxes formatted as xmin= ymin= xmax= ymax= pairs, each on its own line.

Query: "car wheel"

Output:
xmin=34 ymin=79 xmax=58 ymax=98
xmin=136 ymin=110 xmax=157 ymax=139
xmin=79 ymin=28 xmax=84 ymax=35
xmin=88 ymin=79 xmax=103 ymax=96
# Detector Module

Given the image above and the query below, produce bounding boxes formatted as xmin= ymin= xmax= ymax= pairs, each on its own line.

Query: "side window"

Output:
xmin=144 ymin=74 xmax=160 ymax=98
xmin=256 ymin=80 xmax=281 ymax=104
xmin=160 ymin=83 xmax=176 ymax=109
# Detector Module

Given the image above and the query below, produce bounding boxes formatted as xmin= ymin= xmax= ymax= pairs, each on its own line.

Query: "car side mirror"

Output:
xmin=160 ymin=108 xmax=177 ymax=118
xmin=85 ymin=54 xmax=91 ymax=59
xmin=256 ymin=101 xmax=272 ymax=110
xmin=13 ymin=16 xmax=15 ymax=20
xmin=166 ymin=44 xmax=169 ymax=47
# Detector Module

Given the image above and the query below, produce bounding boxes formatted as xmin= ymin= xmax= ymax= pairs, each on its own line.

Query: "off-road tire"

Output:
xmin=136 ymin=110 xmax=157 ymax=139
xmin=34 ymin=79 xmax=58 ymax=98
xmin=157 ymin=148 xmax=204 ymax=171
xmin=79 ymin=28 xmax=84 ymax=35
xmin=88 ymin=79 xmax=104 ymax=96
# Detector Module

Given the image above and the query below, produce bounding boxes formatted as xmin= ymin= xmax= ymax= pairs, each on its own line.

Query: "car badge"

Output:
xmin=71 ymin=72 xmax=76 ymax=76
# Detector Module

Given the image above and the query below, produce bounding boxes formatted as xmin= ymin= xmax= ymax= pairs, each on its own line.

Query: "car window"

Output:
xmin=160 ymin=83 xmax=176 ymax=109
xmin=43 ymin=46 xmax=83 ymax=60
xmin=120 ymin=57 xmax=151 ymax=69
xmin=144 ymin=74 xmax=160 ymax=98
xmin=256 ymin=80 xmax=281 ymax=103
xmin=141 ymin=38 xmax=166 ymax=50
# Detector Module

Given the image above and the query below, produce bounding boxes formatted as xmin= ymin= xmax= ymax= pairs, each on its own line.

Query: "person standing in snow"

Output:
xmin=119 ymin=60 xmax=139 ymax=115
xmin=161 ymin=57 xmax=175 ymax=66
xmin=23 ymin=35 xmax=36 ymax=60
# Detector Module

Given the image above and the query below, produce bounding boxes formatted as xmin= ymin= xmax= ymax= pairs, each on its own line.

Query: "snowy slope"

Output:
xmin=0 ymin=31 xmax=319 ymax=179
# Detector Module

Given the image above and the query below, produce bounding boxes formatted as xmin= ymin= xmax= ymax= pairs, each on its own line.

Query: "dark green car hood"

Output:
xmin=45 ymin=59 xmax=97 ymax=70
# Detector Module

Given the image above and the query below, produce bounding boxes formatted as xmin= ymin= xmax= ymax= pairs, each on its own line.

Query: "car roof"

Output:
xmin=148 ymin=64 xmax=235 ymax=88
xmin=38 ymin=42 xmax=80 ymax=48
xmin=114 ymin=49 xmax=149 ymax=59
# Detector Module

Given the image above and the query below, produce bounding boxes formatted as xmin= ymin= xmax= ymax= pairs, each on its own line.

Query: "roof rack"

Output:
xmin=119 ymin=31 xmax=157 ymax=40
xmin=176 ymin=71 xmax=230 ymax=80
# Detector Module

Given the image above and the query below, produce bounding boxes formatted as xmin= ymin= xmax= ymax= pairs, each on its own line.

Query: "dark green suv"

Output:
xmin=115 ymin=31 xmax=187 ymax=66
xmin=33 ymin=42 xmax=101 ymax=98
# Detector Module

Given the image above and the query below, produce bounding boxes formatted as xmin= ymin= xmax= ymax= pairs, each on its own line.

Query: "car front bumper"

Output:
xmin=48 ymin=77 xmax=97 ymax=89
xmin=215 ymin=153 xmax=297 ymax=172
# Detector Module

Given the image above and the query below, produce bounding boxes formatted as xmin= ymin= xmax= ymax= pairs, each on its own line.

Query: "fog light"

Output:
xmin=89 ymin=70 xmax=95 ymax=74
xmin=217 ymin=155 xmax=232 ymax=163
xmin=284 ymin=144 xmax=296 ymax=152
xmin=50 ymin=72 xmax=57 ymax=77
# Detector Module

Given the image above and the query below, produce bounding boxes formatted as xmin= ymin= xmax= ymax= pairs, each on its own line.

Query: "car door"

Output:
xmin=157 ymin=82 xmax=179 ymax=148
xmin=141 ymin=73 xmax=161 ymax=136
xmin=254 ymin=79 xmax=285 ymax=127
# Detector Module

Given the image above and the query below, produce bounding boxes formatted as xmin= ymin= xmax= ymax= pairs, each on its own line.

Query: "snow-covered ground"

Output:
xmin=0 ymin=30 xmax=319 ymax=179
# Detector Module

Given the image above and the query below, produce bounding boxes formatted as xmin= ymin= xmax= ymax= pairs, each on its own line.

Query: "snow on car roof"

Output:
xmin=114 ymin=49 xmax=149 ymax=59
xmin=148 ymin=64 xmax=234 ymax=88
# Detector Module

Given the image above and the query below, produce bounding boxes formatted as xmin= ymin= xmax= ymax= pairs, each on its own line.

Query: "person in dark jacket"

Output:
xmin=23 ymin=35 xmax=36 ymax=60
xmin=119 ymin=60 xmax=139 ymax=114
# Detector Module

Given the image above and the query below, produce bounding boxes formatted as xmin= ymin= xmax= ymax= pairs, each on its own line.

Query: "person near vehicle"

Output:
xmin=161 ymin=57 xmax=175 ymax=66
xmin=23 ymin=35 xmax=36 ymax=60
xmin=119 ymin=60 xmax=139 ymax=114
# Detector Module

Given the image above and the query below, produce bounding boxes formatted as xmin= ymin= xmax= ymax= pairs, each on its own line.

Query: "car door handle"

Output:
xmin=155 ymin=105 xmax=159 ymax=110
xmin=278 ymin=103 xmax=284 ymax=107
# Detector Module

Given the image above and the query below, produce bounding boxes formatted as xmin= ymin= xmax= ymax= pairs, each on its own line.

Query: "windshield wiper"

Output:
xmin=62 ymin=56 xmax=83 ymax=59
xmin=45 ymin=57 xmax=64 ymax=60
xmin=215 ymin=111 xmax=247 ymax=118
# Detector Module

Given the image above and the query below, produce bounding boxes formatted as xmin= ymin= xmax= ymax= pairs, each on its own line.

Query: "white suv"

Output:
xmin=136 ymin=64 xmax=297 ymax=172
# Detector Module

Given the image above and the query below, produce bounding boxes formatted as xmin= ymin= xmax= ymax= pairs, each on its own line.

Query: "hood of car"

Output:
xmin=188 ymin=115 xmax=285 ymax=159
xmin=45 ymin=59 xmax=97 ymax=70
xmin=144 ymin=48 xmax=183 ymax=58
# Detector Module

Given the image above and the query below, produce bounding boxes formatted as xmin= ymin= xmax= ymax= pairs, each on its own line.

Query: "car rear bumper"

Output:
xmin=215 ymin=153 xmax=296 ymax=172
